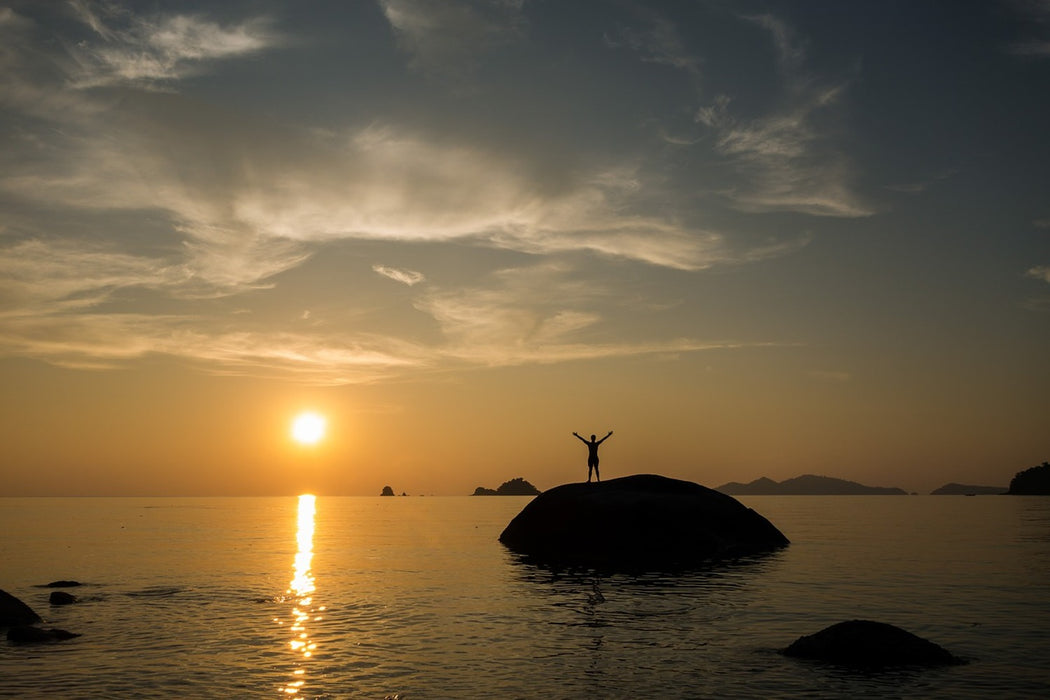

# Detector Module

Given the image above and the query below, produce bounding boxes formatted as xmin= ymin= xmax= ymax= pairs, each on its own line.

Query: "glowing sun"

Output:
xmin=291 ymin=412 xmax=327 ymax=445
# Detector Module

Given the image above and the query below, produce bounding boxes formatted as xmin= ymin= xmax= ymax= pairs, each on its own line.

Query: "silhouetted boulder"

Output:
xmin=380 ymin=486 xmax=395 ymax=496
xmin=473 ymin=477 xmax=541 ymax=496
xmin=782 ymin=620 xmax=966 ymax=667
xmin=1007 ymin=462 xmax=1050 ymax=495
xmin=7 ymin=625 xmax=81 ymax=644
xmin=49 ymin=591 xmax=77 ymax=605
xmin=43 ymin=580 xmax=82 ymax=588
xmin=1 ymin=589 xmax=41 ymax=626
xmin=499 ymin=474 xmax=788 ymax=569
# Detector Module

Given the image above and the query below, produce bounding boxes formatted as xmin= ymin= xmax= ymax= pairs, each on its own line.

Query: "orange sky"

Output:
xmin=1 ymin=2 xmax=1048 ymax=496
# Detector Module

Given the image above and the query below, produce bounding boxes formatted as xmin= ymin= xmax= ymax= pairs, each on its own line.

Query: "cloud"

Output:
xmin=378 ymin=0 xmax=524 ymax=82
xmin=66 ymin=2 xmax=282 ymax=88
xmin=0 ymin=310 xmax=425 ymax=382
xmin=0 ymin=3 xmax=808 ymax=383
xmin=414 ymin=261 xmax=779 ymax=366
xmin=692 ymin=16 xmax=871 ymax=218
xmin=1026 ymin=265 xmax=1050 ymax=283
xmin=373 ymin=265 xmax=425 ymax=286
xmin=604 ymin=11 xmax=701 ymax=77
xmin=1008 ymin=0 xmax=1050 ymax=56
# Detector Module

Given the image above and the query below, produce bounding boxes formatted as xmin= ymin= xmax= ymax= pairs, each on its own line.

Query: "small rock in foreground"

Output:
xmin=49 ymin=591 xmax=78 ymax=605
xmin=782 ymin=619 xmax=966 ymax=667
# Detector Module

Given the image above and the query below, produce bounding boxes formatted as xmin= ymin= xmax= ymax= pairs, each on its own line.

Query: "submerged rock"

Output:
xmin=782 ymin=620 xmax=966 ymax=667
xmin=7 ymin=625 xmax=82 ymax=644
xmin=0 ymin=589 xmax=41 ymax=626
xmin=49 ymin=591 xmax=78 ymax=605
xmin=498 ymin=473 xmax=788 ymax=569
xmin=43 ymin=580 xmax=82 ymax=588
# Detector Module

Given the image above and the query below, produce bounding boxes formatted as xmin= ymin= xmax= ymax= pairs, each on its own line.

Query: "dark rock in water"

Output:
xmin=7 ymin=625 xmax=82 ymax=644
xmin=43 ymin=580 xmax=82 ymax=588
xmin=380 ymin=486 xmax=395 ymax=496
xmin=0 ymin=589 xmax=42 ymax=626
xmin=782 ymin=620 xmax=966 ymax=667
xmin=49 ymin=591 xmax=78 ymax=605
xmin=498 ymin=474 xmax=789 ymax=569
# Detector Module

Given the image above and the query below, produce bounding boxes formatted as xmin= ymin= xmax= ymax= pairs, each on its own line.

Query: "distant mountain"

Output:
xmin=472 ymin=477 xmax=541 ymax=496
xmin=930 ymin=483 xmax=1006 ymax=495
xmin=1007 ymin=462 xmax=1050 ymax=495
xmin=716 ymin=474 xmax=907 ymax=495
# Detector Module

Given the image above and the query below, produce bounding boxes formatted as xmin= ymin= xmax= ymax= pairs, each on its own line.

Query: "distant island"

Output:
xmin=930 ymin=482 xmax=1006 ymax=495
xmin=380 ymin=486 xmax=408 ymax=496
xmin=1007 ymin=461 xmax=1050 ymax=495
xmin=716 ymin=474 xmax=907 ymax=496
xmin=472 ymin=477 xmax=541 ymax=496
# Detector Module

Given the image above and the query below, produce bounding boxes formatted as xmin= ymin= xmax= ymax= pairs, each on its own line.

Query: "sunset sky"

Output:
xmin=1 ymin=0 xmax=1048 ymax=496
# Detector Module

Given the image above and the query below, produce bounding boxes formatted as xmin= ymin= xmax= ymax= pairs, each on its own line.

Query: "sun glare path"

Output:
xmin=280 ymin=494 xmax=320 ymax=696
xmin=291 ymin=412 xmax=326 ymax=445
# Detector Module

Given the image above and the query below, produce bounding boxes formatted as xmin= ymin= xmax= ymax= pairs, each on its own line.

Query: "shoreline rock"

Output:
xmin=7 ymin=626 xmax=82 ymax=644
xmin=1 ymin=589 xmax=42 ymax=626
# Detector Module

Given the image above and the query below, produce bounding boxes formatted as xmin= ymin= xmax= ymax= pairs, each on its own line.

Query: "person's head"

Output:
xmin=590 ymin=434 xmax=596 ymax=441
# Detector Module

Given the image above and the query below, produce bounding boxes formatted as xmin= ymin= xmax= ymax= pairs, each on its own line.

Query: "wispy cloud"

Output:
xmin=66 ymin=1 xmax=281 ymax=88
xmin=415 ymin=262 xmax=769 ymax=366
xmin=1008 ymin=0 xmax=1050 ymax=56
xmin=378 ymin=0 xmax=524 ymax=82
xmin=373 ymin=265 xmax=425 ymax=286
xmin=604 ymin=11 xmax=701 ymax=77
xmin=1026 ymin=265 xmax=1050 ymax=283
xmin=693 ymin=15 xmax=871 ymax=218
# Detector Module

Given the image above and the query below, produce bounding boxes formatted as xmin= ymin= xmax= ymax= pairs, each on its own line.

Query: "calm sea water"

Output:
xmin=1 ymin=494 xmax=1049 ymax=698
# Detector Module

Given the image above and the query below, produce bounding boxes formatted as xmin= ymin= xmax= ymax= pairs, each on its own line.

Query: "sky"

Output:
xmin=1 ymin=0 xmax=1048 ymax=496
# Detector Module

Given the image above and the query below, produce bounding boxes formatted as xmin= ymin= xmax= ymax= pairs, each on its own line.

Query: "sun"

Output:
xmin=291 ymin=412 xmax=327 ymax=445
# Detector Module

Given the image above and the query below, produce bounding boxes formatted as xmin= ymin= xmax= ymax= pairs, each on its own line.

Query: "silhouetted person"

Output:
xmin=573 ymin=431 xmax=612 ymax=483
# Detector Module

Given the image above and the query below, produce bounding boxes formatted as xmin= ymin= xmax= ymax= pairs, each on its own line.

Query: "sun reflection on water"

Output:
xmin=277 ymin=494 xmax=322 ymax=696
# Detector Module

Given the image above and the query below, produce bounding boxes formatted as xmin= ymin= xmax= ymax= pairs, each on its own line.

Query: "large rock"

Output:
xmin=782 ymin=620 xmax=966 ymax=667
xmin=0 ymin=589 xmax=41 ymax=626
xmin=498 ymin=474 xmax=789 ymax=568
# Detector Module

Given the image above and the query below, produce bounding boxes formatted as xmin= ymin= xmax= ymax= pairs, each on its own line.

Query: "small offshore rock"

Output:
xmin=44 ymin=580 xmax=82 ymax=588
xmin=7 ymin=625 xmax=82 ymax=644
xmin=49 ymin=591 xmax=78 ymax=605
xmin=782 ymin=619 xmax=966 ymax=667
xmin=0 ymin=589 xmax=41 ymax=626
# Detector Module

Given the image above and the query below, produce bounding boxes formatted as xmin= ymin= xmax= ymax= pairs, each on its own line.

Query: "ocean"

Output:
xmin=1 ymin=494 xmax=1048 ymax=698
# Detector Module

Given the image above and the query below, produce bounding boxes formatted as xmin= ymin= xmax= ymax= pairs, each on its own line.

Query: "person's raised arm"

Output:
xmin=597 ymin=431 xmax=613 ymax=444
xmin=572 ymin=432 xmax=587 ymax=443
